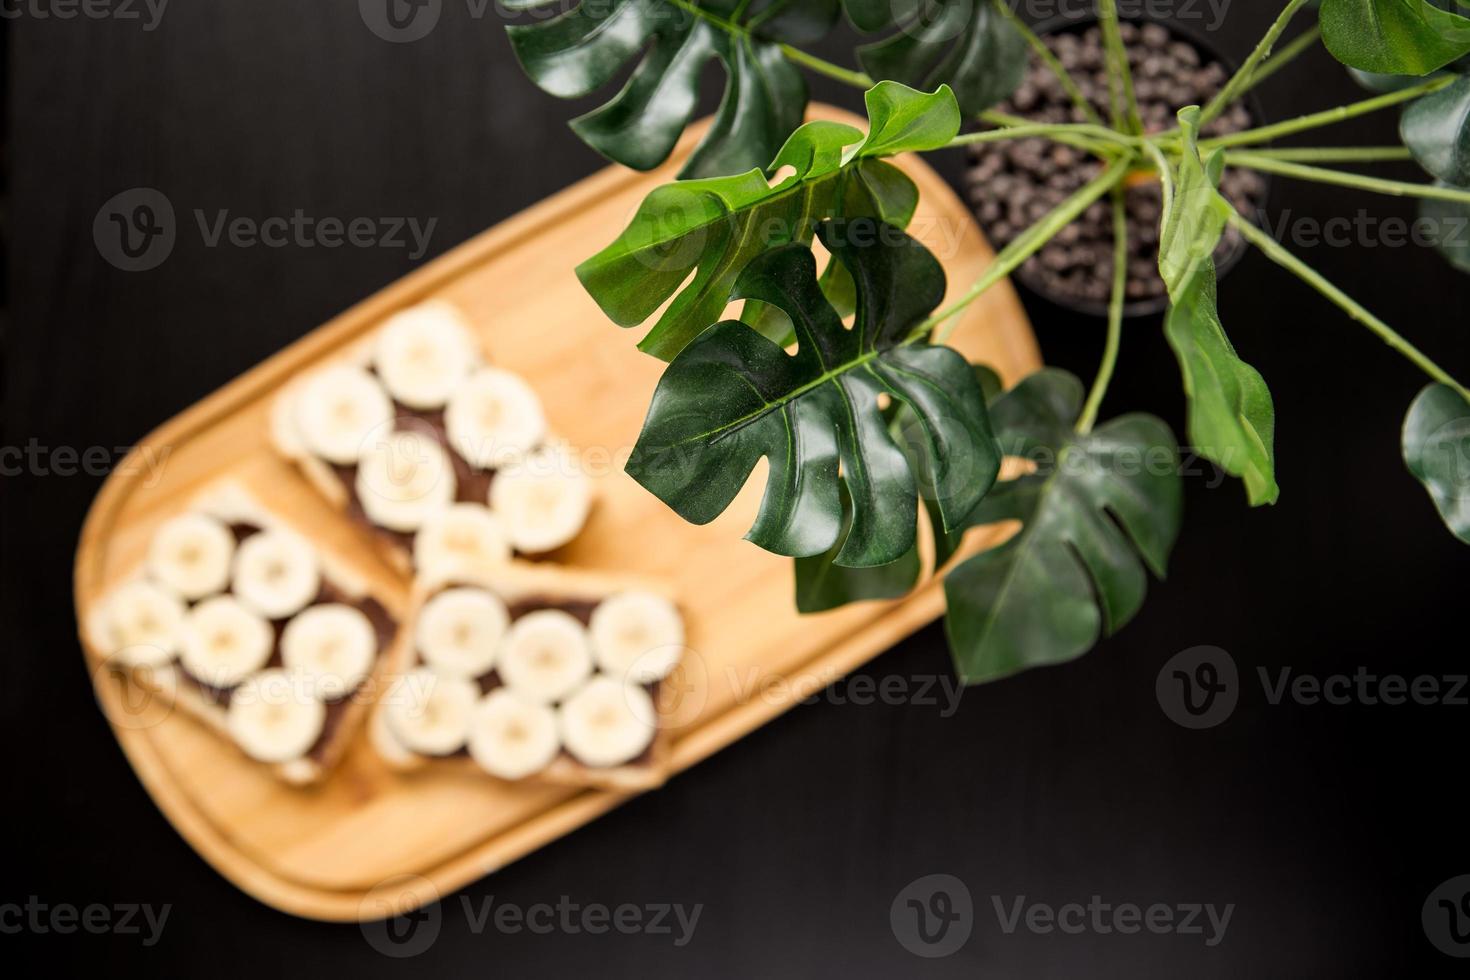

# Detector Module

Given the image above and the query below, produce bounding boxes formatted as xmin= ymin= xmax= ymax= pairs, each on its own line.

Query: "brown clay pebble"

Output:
xmin=968 ymin=23 xmax=1265 ymax=309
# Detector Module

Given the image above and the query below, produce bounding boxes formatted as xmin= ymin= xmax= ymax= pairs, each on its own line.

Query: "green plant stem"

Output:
xmin=1142 ymin=141 xmax=1175 ymax=221
xmin=978 ymin=110 xmax=1138 ymax=156
xmin=1077 ymin=191 xmax=1129 ymax=435
xmin=1200 ymin=0 xmax=1312 ymax=125
xmin=1237 ymin=24 xmax=1321 ymax=97
xmin=777 ymin=43 xmax=875 ymax=89
xmin=917 ymin=155 xmax=1134 ymax=345
xmin=1226 ymin=152 xmax=1470 ymax=204
xmin=1197 ymin=76 xmax=1454 ymax=150
xmin=1228 ymin=146 xmax=1412 ymax=163
xmin=1097 ymin=0 xmax=1144 ymax=134
xmin=1227 ymin=209 xmax=1468 ymax=397
xmin=949 ymin=124 xmax=1114 ymax=148
xmin=991 ymin=0 xmax=1105 ymax=127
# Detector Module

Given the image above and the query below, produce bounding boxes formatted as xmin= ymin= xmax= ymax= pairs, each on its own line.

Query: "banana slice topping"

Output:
xmin=383 ymin=667 xmax=479 ymax=756
xmin=467 ymin=690 xmax=561 ymax=780
xmin=103 ymin=580 xmax=187 ymax=667
xmin=227 ymin=669 xmax=326 ymax=763
xmin=444 ymin=366 xmax=547 ymax=471
xmin=179 ymin=595 xmax=274 ymax=689
xmin=415 ymin=586 xmax=508 ymax=679
xmin=413 ymin=503 xmax=512 ymax=578
xmin=497 ymin=609 xmax=594 ymax=704
xmin=489 ymin=443 xmax=592 ymax=554
xmin=281 ymin=603 xmax=377 ymax=700
xmin=294 ymin=365 xmax=394 ymax=464
xmin=355 ymin=428 xmax=456 ymax=532
xmin=232 ymin=529 xmax=321 ymax=620
xmin=373 ymin=303 xmax=479 ymax=409
xmin=147 ymin=513 xmax=235 ymax=600
xmin=589 ymin=591 xmax=685 ymax=684
xmin=559 ymin=676 xmax=657 ymax=769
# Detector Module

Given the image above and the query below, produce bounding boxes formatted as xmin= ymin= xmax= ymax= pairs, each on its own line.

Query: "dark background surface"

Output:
xmin=4 ymin=3 xmax=1467 ymax=976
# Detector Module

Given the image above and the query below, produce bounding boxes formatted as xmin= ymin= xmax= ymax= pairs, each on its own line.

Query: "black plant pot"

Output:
xmin=967 ymin=15 xmax=1270 ymax=319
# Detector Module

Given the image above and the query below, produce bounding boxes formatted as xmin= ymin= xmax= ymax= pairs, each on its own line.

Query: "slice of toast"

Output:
xmin=268 ymin=301 xmax=592 ymax=577
xmin=83 ymin=481 xmax=405 ymax=785
xmin=373 ymin=561 xmax=685 ymax=792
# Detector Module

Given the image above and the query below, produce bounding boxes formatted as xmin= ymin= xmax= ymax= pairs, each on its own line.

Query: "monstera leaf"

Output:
xmin=504 ymin=0 xmax=834 ymax=178
xmin=1160 ymin=108 xmax=1279 ymax=506
xmin=626 ymin=220 xmax=1001 ymax=568
xmin=794 ymin=363 xmax=1005 ymax=612
xmin=1403 ymin=382 xmax=1470 ymax=543
xmin=1321 ymin=0 xmax=1470 ymax=75
xmin=577 ymin=82 xmax=961 ymax=360
xmin=1402 ymin=74 xmax=1470 ymax=183
xmin=943 ymin=370 xmax=1183 ymax=684
xmin=855 ymin=0 xmax=1027 ymax=114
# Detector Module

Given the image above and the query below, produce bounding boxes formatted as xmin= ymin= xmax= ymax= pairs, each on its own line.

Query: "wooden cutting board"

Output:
xmin=73 ymin=105 xmax=1041 ymax=922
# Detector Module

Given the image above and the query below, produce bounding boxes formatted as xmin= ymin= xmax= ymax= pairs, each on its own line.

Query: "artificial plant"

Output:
xmin=501 ymin=0 xmax=1470 ymax=683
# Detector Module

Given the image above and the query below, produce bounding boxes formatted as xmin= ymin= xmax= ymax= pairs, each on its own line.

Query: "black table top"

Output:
xmin=5 ymin=4 xmax=1468 ymax=976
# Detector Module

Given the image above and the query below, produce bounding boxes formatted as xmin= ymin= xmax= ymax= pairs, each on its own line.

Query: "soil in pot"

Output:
xmin=966 ymin=21 xmax=1267 ymax=314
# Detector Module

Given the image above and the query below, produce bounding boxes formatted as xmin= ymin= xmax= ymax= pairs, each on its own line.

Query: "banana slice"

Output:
xmin=444 ymin=367 xmax=546 ymax=470
xmin=280 ymin=603 xmax=377 ymax=700
xmin=294 ymin=365 xmax=394 ymax=464
xmin=231 ymin=529 xmax=321 ymax=619
xmin=179 ymin=595 xmax=274 ymax=689
xmin=147 ymin=513 xmax=235 ymax=600
xmin=226 ymin=669 xmax=326 ymax=763
xmin=412 ymin=503 xmax=512 ymax=578
xmin=588 ymin=592 xmax=685 ymax=684
xmin=489 ymin=444 xmax=592 ymax=553
xmin=354 ymin=428 xmax=456 ymax=532
xmin=415 ymin=586 xmax=508 ymax=679
xmin=373 ymin=303 xmax=479 ymax=409
xmin=497 ymin=609 xmax=593 ymax=703
xmin=467 ymin=690 xmax=561 ymax=780
xmin=102 ymin=580 xmax=187 ymax=666
xmin=383 ymin=667 xmax=478 ymax=756
xmin=559 ymin=676 xmax=657 ymax=769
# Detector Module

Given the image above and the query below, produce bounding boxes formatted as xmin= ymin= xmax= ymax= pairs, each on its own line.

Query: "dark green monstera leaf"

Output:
xmin=943 ymin=369 xmax=1183 ymax=685
xmin=1403 ymin=382 xmax=1470 ymax=543
xmin=1160 ymin=108 xmax=1279 ymax=506
xmin=854 ymin=0 xmax=1027 ymax=114
xmin=1402 ymin=74 xmax=1470 ymax=183
xmin=794 ymin=363 xmax=1005 ymax=612
xmin=1322 ymin=0 xmax=1470 ymax=75
xmin=504 ymin=0 xmax=834 ymax=178
xmin=577 ymin=82 xmax=961 ymax=360
xmin=626 ymin=220 xmax=1001 ymax=568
